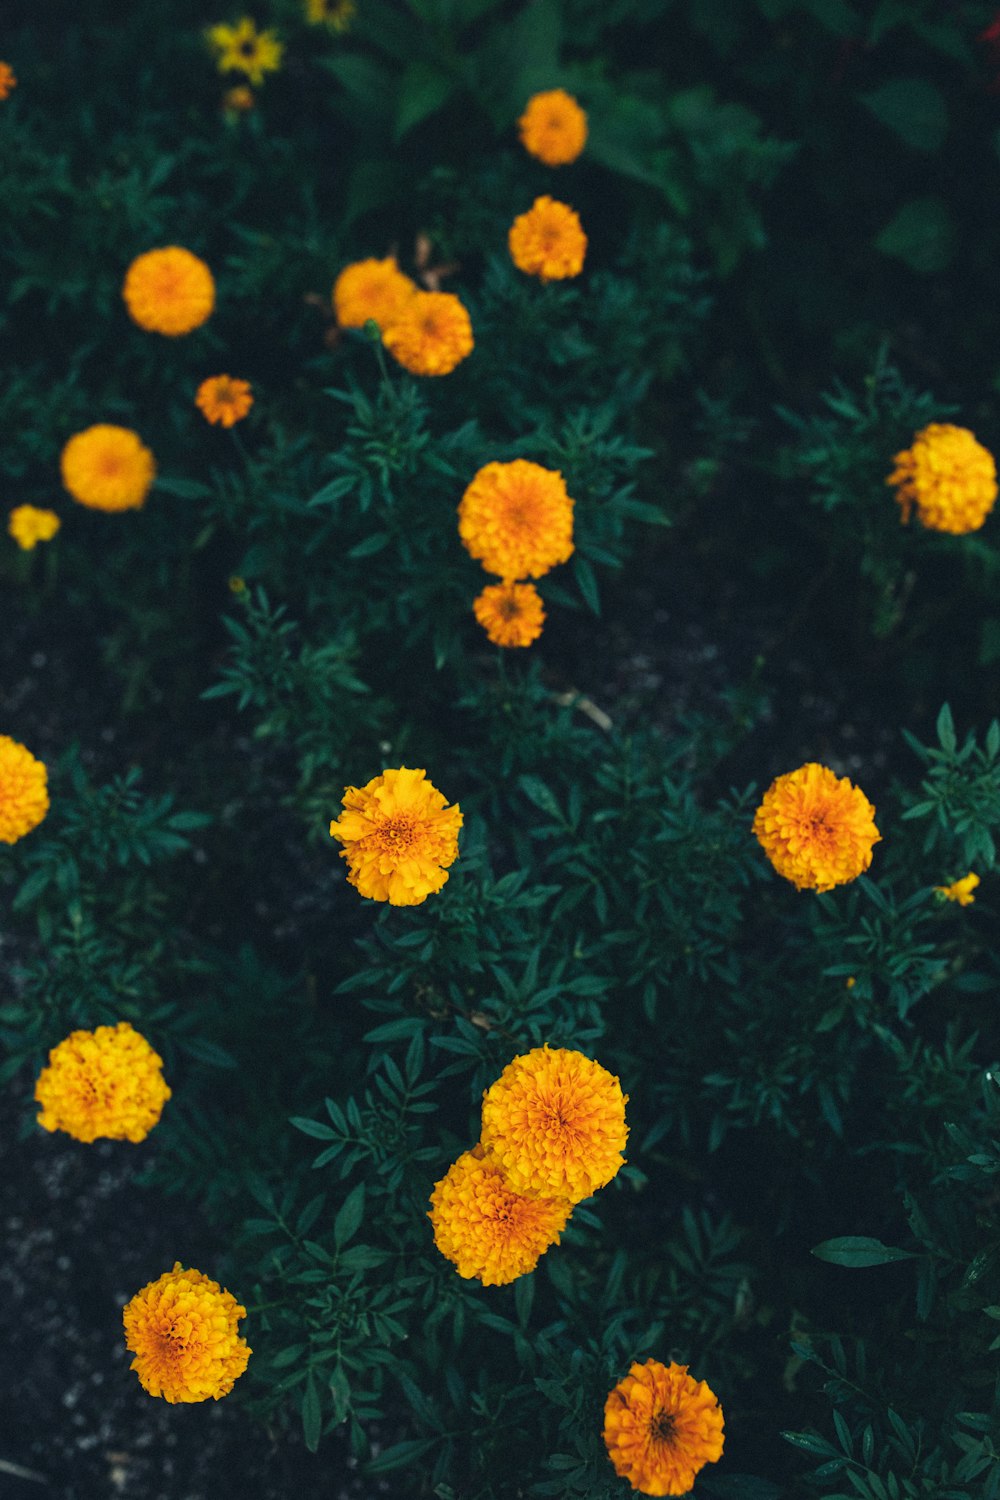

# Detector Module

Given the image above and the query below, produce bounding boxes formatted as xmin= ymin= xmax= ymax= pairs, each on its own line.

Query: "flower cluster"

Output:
xmin=603 ymin=1358 xmax=725 ymax=1496
xmin=429 ymin=1047 xmax=628 ymax=1285
xmin=332 ymin=255 xmax=474 ymax=376
xmin=329 ymin=767 xmax=463 ymax=906
xmin=0 ymin=735 xmax=49 ymax=844
xmin=123 ymin=1263 xmax=251 ymax=1402
xmin=887 ymin=422 xmax=997 ymax=535
xmin=34 ymin=1022 xmax=172 ymax=1143
xmin=752 ymin=762 xmax=880 ymax=892
xmin=8 ymin=505 xmax=60 ymax=551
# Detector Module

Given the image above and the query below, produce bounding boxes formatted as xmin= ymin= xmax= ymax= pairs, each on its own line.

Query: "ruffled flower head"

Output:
xmin=329 ymin=766 xmax=463 ymax=906
xmin=123 ymin=1263 xmax=251 ymax=1402
xmin=480 ymin=1046 xmax=628 ymax=1204
xmin=753 ymin=762 xmax=880 ymax=892
xmin=458 ymin=460 xmax=574 ymax=580
xmin=60 ymin=425 xmax=156 ymax=512
xmin=381 ymin=290 xmax=474 ymax=376
xmin=207 ymin=18 xmax=283 ymax=84
xmin=518 ymin=88 xmax=587 ymax=165
xmin=0 ymin=735 xmax=49 ymax=844
xmin=123 ymin=247 xmax=215 ymax=336
xmin=473 ymin=579 xmax=545 ymax=647
xmin=195 ymin=375 xmax=253 ymax=427
xmin=429 ymin=1145 xmax=571 ymax=1285
xmin=333 ymin=256 xmax=417 ymax=330
xmin=603 ymin=1358 xmax=725 ymax=1496
xmin=887 ymin=423 xmax=997 ymax=535
xmin=509 ymin=197 xmax=587 ymax=281
xmin=8 ymin=505 xmax=60 ymax=550
xmin=34 ymin=1021 xmax=171 ymax=1143
xmin=934 ymin=871 xmax=979 ymax=906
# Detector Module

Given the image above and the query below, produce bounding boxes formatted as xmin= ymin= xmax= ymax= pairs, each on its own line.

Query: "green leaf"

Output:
xmin=859 ymin=79 xmax=948 ymax=153
xmin=334 ymin=1182 xmax=366 ymax=1248
xmin=395 ymin=61 xmax=458 ymax=140
xmin=290 ymin=1116 xmax=338 ymax=1140
xmin=811 ymin=1236 xmax=918 ymax=1267
xmin=517 ymin=775 xmax=561 ymax=819
xmin=365 ymin=1438 xmax=438 ymax=1475
xmin=937 ymin=702 xmax=956 ymax=754
xmin=573 ymin=554 xmax=601 ymax=615
xmin=875 ymin=197 xmax=954 ymax=274
xmin=302 ymin=1376 xmax=323 ymax=1452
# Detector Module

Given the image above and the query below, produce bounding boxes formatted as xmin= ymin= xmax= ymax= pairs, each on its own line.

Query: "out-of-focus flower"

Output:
xmin=329 ymin=767 xmax=463 ymax=905
xmin=603 ymin=1358 xmax=725 ymax=1496
xmin=207 ymin=18 xmax=283 ymax=85
xmin=0 ymin=735 xmax=49 ymax=844
xmin=473 ymin=580 xmax=545 ymax=647
xmin=61 ymin=425 xmax=156 ymax=512
xmin=887 ymin=423 xmax=997 ymax=535
xmin=752 ymin=762 xmax=880 ymax=892
xmin=123 ymin=1264 xmax=250 ymax=1402
xmin=518 ymin=88 xmax=587 ymax=165
xmin=934 ymin=871 xmax=980 ymax=906
xmin=0 ymin=62 xmax=17 ymax=99
xmin=382 ymin=290 xmax=473 ymax=376
xmin=195 ymin=375 xmax=254 ymax=427
xmin=305 ymin=0 xmax=356 ymax=30
xmin=458 ymin=460 xmax=574 ymax=579
xmin=123 ymin=247 xmax=215 ymax=336
xmin=429 ymin=1145 xmax=571 ymax=1285
xmin=222 ymin=85 xmax=255 ymax=112
xmin=332 ymin=257 xmax=417 ymax=330
xmin=35 ymin=1022 xmax=172 ymax=1143
xmin=8 ymin=505 xmax=61 ymax=550
xmin=508 ymin=197 xmax=587 ymax=281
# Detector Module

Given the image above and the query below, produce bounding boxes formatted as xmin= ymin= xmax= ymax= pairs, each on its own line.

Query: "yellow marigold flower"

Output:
xmin=508 ymin=196 xmax=587 ymax=282
xmin=60 ymin=425 xmax=156 ymax=513
xmin=473 ymin=579 xmax=545 ymax=648
xmin=123 ymin=1263 xmax=250 ymax=1403
xmin=8 ymin=505 xmax=61 ymax=551
xmin=0 ymin=735 xmax=48 ymax=844
xmin=429 ymin=1145 xmax=571 ymax=1286
xmin=934 ymin=871 xmax=980 ymax=906
xmin=123 ymin=247 xmax=215 ymax=337
xmin=34 ymin=1022 xmax=171 ymax=1143
xmin=458 ymin=460 xmax=574 ymax=580
xmin=332 ymin=256 xmax=417 ymax=331
xmin=518 ymin=88 xmax=587 ymax=166
xmin=603 ymin=1358 xmax=725 ymax=1497
xmin=222 ymin=85 xmax=255 ymax=112
xmin=887 ymin=423 xmax=997 ymax=535
xmin=306 ymin=0 xmax=356 ymax=30
xmin=480 ymin=1046 xmax=628 ymax=1204
xmin=207 ymin=18 xmax=283 ymax=85
xmin=753 ymin=762 xmax=880 ymax=893
xmin=382 ymin=290 xmax=474 ymax=377
xmin=0 ymin=62 xmax=17 ymax=99
xmin=195 ymin=374 xmax=254 ymax=428
xmin=329 ymin=766 xmax=463 ymax=906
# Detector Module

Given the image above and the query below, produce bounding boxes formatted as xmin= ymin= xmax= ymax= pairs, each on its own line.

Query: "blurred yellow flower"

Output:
xmin=222 ymin=84 xmax=255 ymax=112
xmin=0 ymin=62 xmax=17 ymax=100
xmin=329 ymin=766 xmax=463 ymax=905
xmin=753 ymin=762 xmax=880 ymax=893
xmin=8 ymin=505 xmax=60 ymax=551
xmin=518 ymin=88 xmax=587 ymax=166
xmin=934 ymin=871 xmax=979 ymax=906
xmin=429 ymin=1145 xmax=571 ymax=1285
xmin=61 ymin=425 xmax=156 ymax=512
xmin=35 ymin=1022 xmax=171 ymax=1143
xmin=473 ymin=579 xmax=545 ymax=648
xmin=207 ymin=18 xmax=283 ymax=85
xmin=332 ymin=256 xmax=416 ymax=330
xmin=123 ymin=1263 xmax=250 ymax=1402
xmin=382 ymin=290 xmax=473 ymax=376
xmin=305 ymin=0 xmax=356 ymax=30
xmin=887 ymin=423 xmax=997 ymax=535
xmin=509 ymin=196 xmax=587 ymax=282
xmin=458 ymin=460 xmax=574 ymax=580
xmin=123 ymin=247 xmax=215 ymax=336
xmin=603 ymin=1358 xmax=725 ymax=1496
xmin=0 ymin=735 xmax=49 ymax=844
xmin=195 ymin=374 xmax=254 ymax=427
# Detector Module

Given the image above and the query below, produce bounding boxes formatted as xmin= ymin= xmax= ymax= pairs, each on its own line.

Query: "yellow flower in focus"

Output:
xmin=0 ymin=62 xmax=17 ymax=99
xmin=934 ymin=871 xmax=980 ymax=906
xmin=428 ymin=1145 xmax=572 ymax=1286
xmin=332 ymin=256 xmax=417 ymax=330
xmin=508 ymin=197 xmax=587 ymax=282
xmin=473 ymin=580 xmax=545 ymax=647
xmin=207 ymin=18 xmax=283 ymax=85
xmin=8 ymin=505 xmax=61 ymax=551
xmin=61 ymin=425 xmax=156 ymax=513
xmin=753 ymin=762 xmax=880 ymax=893
xmin=458 ymin=460 xmax=574 ymax=580
xmin=887 ymin=423 xmax=997 ymax=535
xmin=123 ymin=247 xmax=215 ymax=336
xmin=195 ymin=375 xmax=254 ymax=428
xmin=329 ymin=766 xmax=463 ymax=906
xmin=480 ymin=1046 xmax=628 ymax=1204
xmin=603 ymin=1358 xmax=725 ymax=1497
xmin=382 ymin=290 xmax=474 ymax=376
xmin=222 ymin=85 xmax=255 ymax=112
xmin=0 ymin=735 xmax=48 ymax=844
xmin=34 ymin=1022 xmax=171 ymax=1143
xmin=306 ymin=0 xmax=356 ymax=30
xmin=518 ymin=88 xmax=587 ymax=166
xmin=123 ymin=1263 xmax=251 ymax=1402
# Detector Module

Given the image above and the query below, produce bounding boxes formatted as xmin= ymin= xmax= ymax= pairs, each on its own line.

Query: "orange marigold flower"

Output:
xmin=0 ymin=62 xmax=17 ymax=99
xmin=458 ymin=460 xmax=574 ymax=580
xmin=123 ymin=247 xmax=215 ymax=336
xmin=428 ymin=1145 xmax=572 ymax=1286
xmin=480 ymin=1046 xmax=628 ymax=1204
xmin=934 ymin=871 xmax=980 ymax=906
xmin=382 ymin=290 xmax=474 ymax=377
xmin=8 ymin=505 xmax=61 ymax=551
xmin=0 ymin=735 xmax=48 ymax=844
xmin=603 ymin=1358 xmax=725 ymax=1497
xmin=207 ymin=18 xmax=283 ymax=85
xmin=34 ymin=1022 xmax=171 ymax=1144
xmin=329 ymin=766 xmax=463 ymax=906
xmin=518 ymin=88 xmax=587 ymax=166
xmin=195 ymin=374 xmax=254 ymax=428
xmin=887 ymin=423 xmax=997 ymax=535
xmin=509 ymin=197 xmax=587 ymax=282
xmin=332 ymin=256 xmax=417 ymax=331
xmin=473 ymin=579 xmax=546 ymax=648
xmin=60 ymin=425 xmax=156 ymax=513
xmin=123 ymin=1263 xmax=250 ymax=1403
xmin=753 ymin=762 xmax=880 ymax=893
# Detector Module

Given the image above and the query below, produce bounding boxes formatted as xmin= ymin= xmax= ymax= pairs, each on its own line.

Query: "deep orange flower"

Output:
xmin=458 ymin=460 xmax=574 ymax=579
xmin=473 ymin=580 xmax=545 ymax=647
xmin=329 ymin=766 xmax=463 ymax=905
xmin=123 ymin=1264 xmax=250 ymax=1402
xmin=382 ymin=291 xmax=474 ymax=376
xmin=332 ymin=256 xmax=417 ymax=330
xmin=428 ymin=1145 xmax=571 ymax=1285
xmin=508 ymin=197 xmax=587 ymax=281
xmin=123 ymin=247 xmax=215 ymax=336
xmin=60 ymin=425 xmax=156 ymax=513
xmin=753 ymin=762 xmax=880 ymax=892
xmin=0 ymin=735 xmax=49 ymax=844
xmin=887 ymin=423 xmax=997 ymax=534
xmin=603 ymin=1359 xmax=725 ymax=1496
xmin=518 ymin=88 xmax=587 ymax=165
xmin=0 ymin=62 xmax=17 ymax=99
xmin=195 ymin=375 xmax=254 ymax=427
